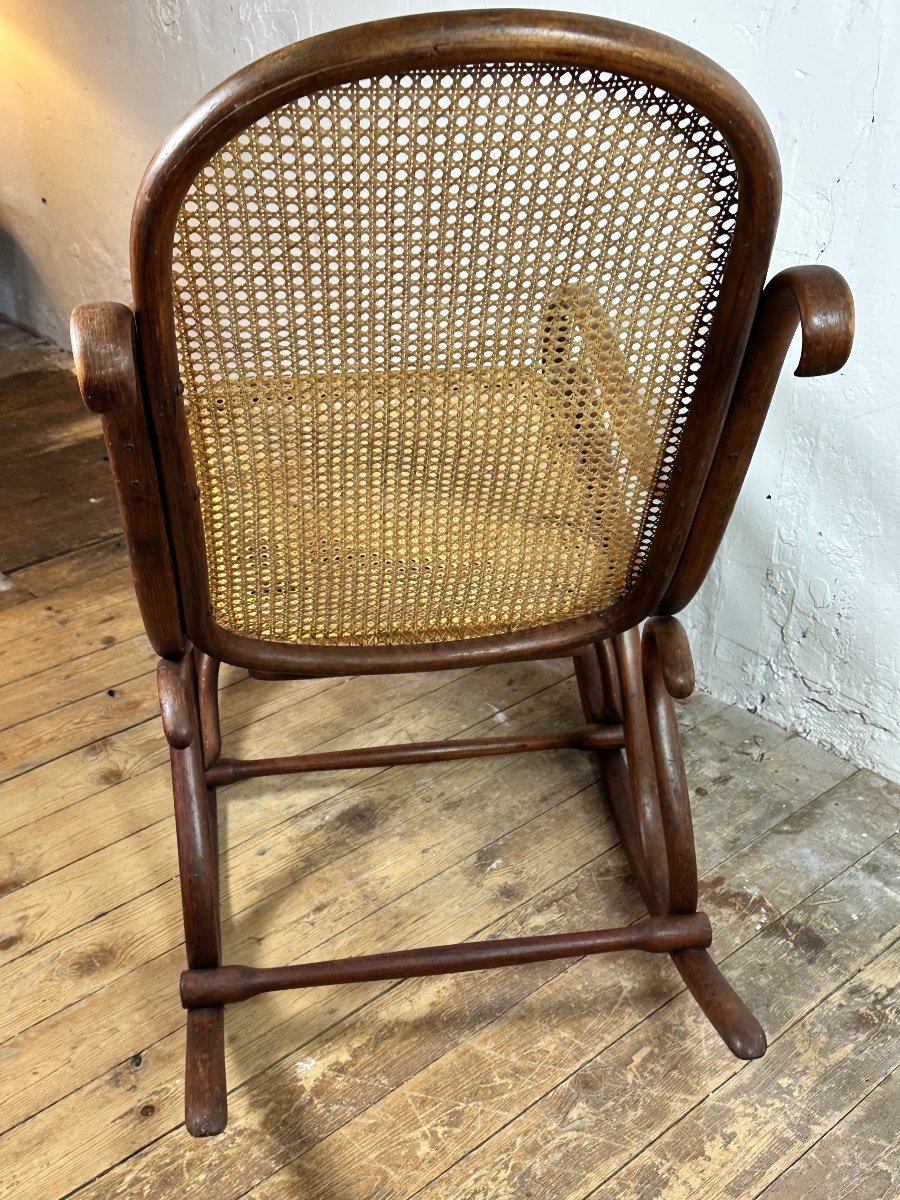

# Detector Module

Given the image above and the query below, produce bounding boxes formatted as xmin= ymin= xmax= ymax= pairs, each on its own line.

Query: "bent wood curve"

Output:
xmin=614 ymin=628 xmax=669 ymax=914
xmin=642 ymin=617 xmax=699 ymax=915
xmin=662 ymin=264 xmax=855 ymax=613
xmin=71 ymin=302 xmax=185 ymax=657
xmin=130 ymin=8 xmax=781 ymax=669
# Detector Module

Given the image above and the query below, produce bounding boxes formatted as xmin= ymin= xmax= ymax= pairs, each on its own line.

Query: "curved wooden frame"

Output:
xmin=664 ymin=264 xmax=854 ymax=611
xmin=128 ymin=7 xmax=782 ymax=675
xmin=70 ymin=9 xmax=854 ymax=1138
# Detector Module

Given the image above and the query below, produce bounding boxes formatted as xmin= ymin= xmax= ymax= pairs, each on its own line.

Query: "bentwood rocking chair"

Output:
xmin=72 ymin=11 xmax=853 ymax=1136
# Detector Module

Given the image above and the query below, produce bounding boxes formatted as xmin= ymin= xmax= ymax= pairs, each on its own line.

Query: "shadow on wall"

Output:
xmin=0 ymin=217 xmax=59 ymax=343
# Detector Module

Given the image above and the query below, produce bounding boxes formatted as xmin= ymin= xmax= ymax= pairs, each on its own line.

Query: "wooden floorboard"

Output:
xmin=0 ymin=322 xmax=897 ymax=1200
xmin=752 ymin=1072 xmax=899 ymax=1200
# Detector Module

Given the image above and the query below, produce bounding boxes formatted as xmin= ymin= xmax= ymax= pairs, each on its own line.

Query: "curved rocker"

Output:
xmin=575 ymin=620 xmax=766 ymax=1059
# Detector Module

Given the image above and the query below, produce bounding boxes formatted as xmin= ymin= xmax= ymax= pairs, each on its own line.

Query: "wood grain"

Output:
xmin=4 ymin=733 xmax=888 ymax=1199
xmin=0 ymin=166 xmax=874 ymax=1200
xmin=752 ymin=1071 xmax=898 ymax=1200
xmin=397 ymin=843 xmax=899 ymax=1200
xmin=0 ymin=666 xmax=574 ymax=1025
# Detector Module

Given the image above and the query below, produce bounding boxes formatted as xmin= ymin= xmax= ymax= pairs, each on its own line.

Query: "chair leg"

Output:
xmin=185 ymin=1007 xmax=228 ymax=1135
xmin=671 ymin=947 xmax=767 ymax=1059
xmin=574 ymin=642 xmax=656 ymax=905
xmin=206 ymin=786 xmax=221 ymax=949
xmin=160 ymin=626 xmax=762 ymax=1139
xmin=575 ymin=621 xmax=767 ymax=1060
xmin=195 ymin=649 xmax=222 ymax=770
xmin=195 ymin=650 xmax=223 ymax=949
xmin=159 ymin=650 xmax=228 ymax=1134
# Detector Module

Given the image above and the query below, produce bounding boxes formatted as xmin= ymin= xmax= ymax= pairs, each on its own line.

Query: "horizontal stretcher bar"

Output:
xmin=180 ymin=913 xmax=712 ymax=1007
xmin=205 ymin=722 xmax=626 ymax=786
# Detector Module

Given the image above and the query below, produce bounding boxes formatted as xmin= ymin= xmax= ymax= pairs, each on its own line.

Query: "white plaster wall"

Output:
xmin=1 ymin=0 xmax=897 ymax=779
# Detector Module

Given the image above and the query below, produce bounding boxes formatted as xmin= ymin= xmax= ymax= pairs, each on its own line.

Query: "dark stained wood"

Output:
xmin=180 ymin=914 xmax=713 ymax=1007
xmin=615 ymin=628 xmax=669 ymax=914
xmin=662 ymin=265 xmax=854 ymax=613
xmin=157 ymin=656 xmax=194 ymax=750
xmin=642 ymin=617 xmax=698 ymax=914
xmin=160 ymin=649 xmax=227 ymax=1132
xmin=573 ymin=641 xmax=654 ymax=904
xmin=645 ymin=614 xmax=696 ymax=699
xmin=68 ymin=8 xmax=855 ymax=1136
xmin=184 ymin=1007 xmax=227 ymax=1137
xmin=205 ymin=723 xmax=626 ymax=787
xmin=572 ymin=646 xmax=607 ymax=726
xmin=670 ymin=946 xmax=767 ymax=1059
xmin=202 ymin=611 xmax=619 ymax=677
xmin=70 ymin=303 xmax=140 ymax=416
xmin=596 ymin=638 xmax=623 ymax=723
xmin=194 ymin=649 xmax=221 ymax=768
xmin=574 ymin=621 xmax=764 ymax=1058
xmin=160 ymin=652 xmax=220 ymax=973
xmin=246 ymin=668 xmax=311 ymax=681
xmin=70 ymin=302 xmax=185 ymax=658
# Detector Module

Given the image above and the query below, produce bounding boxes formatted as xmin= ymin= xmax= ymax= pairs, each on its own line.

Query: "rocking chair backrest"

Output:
xmin=130 ymin=10 xmax=781 ymax=672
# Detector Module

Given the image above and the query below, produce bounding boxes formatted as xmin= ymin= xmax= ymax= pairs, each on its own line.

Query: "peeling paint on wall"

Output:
xmin=1 ymin=0 xmax=897 ymax=779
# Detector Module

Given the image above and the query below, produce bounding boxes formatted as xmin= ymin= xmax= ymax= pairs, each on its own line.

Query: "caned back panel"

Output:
xmin=172 ymin=63 xmax=738 ymax=646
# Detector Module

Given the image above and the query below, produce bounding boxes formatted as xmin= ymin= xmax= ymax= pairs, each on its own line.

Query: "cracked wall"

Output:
xmin=1 ymin=0 xmax=897 ymax=779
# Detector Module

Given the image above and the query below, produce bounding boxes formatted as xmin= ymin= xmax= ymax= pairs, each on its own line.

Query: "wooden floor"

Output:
xmin=0 ymin=320 xmax=897 ymax=1200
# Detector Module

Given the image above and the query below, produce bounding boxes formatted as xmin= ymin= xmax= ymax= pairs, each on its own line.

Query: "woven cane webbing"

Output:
xmin=172 ymin=64 xmax=738 ymax=646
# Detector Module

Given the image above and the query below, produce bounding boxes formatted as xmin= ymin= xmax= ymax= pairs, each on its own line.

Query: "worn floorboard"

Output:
xmin=0 ymin=322 xmax=897 ymax=1199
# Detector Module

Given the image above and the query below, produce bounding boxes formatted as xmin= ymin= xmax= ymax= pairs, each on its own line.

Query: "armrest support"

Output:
xmin=541 ymin=284 xmax=650 ymax=484
xmin=776 ymin=264 xmax=855 ymax=377
xmin=71 ymin=302 xmax=186 ymax=657
xmin=541 ymin=284 xmax=635 ymax=394
xmin=660 ymin=265 xmax=854 ymax=614
xmin=71 ymin=302 xmax=140 ymax=414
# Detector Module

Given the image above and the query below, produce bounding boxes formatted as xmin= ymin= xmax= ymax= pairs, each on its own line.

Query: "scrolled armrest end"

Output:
xmin=70 ymin=301 xmax=139 ymax=414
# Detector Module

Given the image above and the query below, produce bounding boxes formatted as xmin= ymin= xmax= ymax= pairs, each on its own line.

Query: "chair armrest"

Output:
xmin=70 ymin=301 xmax=186 ymax=657
xmin=541 ymin=283 xmax=634 ymax=390
xmin=766 ymin=264 xmax=854 ymax=377
xmin=540 ymin=284 xmax=650 ymax=483
xmin=71 ymin=302 xmax=140 ymax=414
xmin=660 ymin=264 xmax=854 ymax=613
